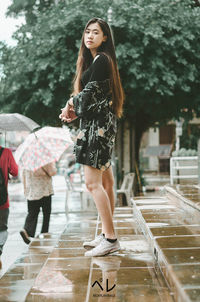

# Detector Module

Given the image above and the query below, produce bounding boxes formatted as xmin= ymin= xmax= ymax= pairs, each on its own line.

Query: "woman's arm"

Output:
xmin=59 ymin=100 xmax=77 ymax=123
xmin=8 ymin=149 xmax=18 ymax=177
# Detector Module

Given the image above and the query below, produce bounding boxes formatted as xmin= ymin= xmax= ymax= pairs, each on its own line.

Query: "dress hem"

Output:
xmin=76 ymin=160 xmax=111 ymax=171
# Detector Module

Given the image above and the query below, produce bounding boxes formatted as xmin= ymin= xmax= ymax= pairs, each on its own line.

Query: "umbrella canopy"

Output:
xmin=15 ymin=126 xmax=74 ymax=171
xmin=0 ymin=113 xmax=39 ymax=132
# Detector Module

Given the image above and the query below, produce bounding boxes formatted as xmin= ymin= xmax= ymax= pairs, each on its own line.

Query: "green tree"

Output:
xmin=1 ymin=0 xmax=200 ymax=165
xmin=180 ymin=120 xmax=200 ymax=150
xmin=114 ymin=0 xmax=200 ymax=162
xmin=0 ymin=0 xmax=111 ymax=126
xmin=6 ymin=0 xmax=54 ymax=25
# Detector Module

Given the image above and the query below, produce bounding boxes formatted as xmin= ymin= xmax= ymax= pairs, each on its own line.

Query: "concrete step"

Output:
xmin=132 ymin=193 xmax=200 ymax=302
xmin=166 ymin=184 xmax=200 ymax=213
xmin=0 ymin=207 xmax=175 ymax=301
xmin=144 ymin=173 xmax=170 ymax=191
xmin=25 ymin=208 xmax=174 ymax=301
xmin=0 ymin=232 xmax=64 ymax=302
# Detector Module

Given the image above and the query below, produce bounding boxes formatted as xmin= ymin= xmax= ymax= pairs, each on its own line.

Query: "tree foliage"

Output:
xmin=6 ymin=0 xmax=54 ymax=25
xmin=113 ymin=0 xmax=200 ymax=158
xmin=0 ymin=0 xmax=200 ymax=144
xmin=0 ymin=0 xmax=112 ymax=125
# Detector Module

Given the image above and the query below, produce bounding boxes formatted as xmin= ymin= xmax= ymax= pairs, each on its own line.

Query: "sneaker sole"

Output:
xmin=85 ymin=247 xmax=120 ymax=257
xmin=20 ymin=231 xmax=31 ymax=245
xmin=83 ymin=244 xmax=95 ymax=250
xmin=100 ymin=247 xmax=121 ymax=257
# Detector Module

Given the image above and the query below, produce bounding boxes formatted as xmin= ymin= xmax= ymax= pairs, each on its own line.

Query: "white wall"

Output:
xmin=123 ymin=120 xmax=131 ymax=174
xmin=148 ymin=128 xmax=159 ymax=171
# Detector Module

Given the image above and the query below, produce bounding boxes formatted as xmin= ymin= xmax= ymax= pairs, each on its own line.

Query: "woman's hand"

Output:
xmin=59 ymin=100 xmax=77 ymax=123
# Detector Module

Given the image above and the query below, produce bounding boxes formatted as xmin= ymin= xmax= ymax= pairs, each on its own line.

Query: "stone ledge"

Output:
xmin=132 ymin=195 xmax=200 ymax=302
xmin=165 ymin=185 xmax=200 ymax=212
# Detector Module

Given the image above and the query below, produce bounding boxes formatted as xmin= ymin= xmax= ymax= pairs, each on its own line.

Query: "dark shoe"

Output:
xmin=20 ymin=229 xmax=31 ymax=244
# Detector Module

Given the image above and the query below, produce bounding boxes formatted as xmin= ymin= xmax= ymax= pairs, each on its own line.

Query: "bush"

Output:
xmin=172 ymin=148 xmax=197 ymax=157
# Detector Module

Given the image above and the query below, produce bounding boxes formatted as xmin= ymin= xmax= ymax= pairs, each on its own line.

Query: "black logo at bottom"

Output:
xmin=92 ymin=279 xmax=116 ymax=292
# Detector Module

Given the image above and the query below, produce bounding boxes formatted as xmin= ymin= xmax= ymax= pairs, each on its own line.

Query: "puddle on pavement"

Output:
xmin=44 ymin=257 xmax=91 ymax=270
xmin=185 ymin=288 xmax=200 ymax=302
xmin=151 ymin=226 xmax=200 ymax=237
xmin=147 ymin=223 xmax=170 ymax=227
xmin=172 ymin=264 xmax=200 ymax=286
xmin=137 ymin=205 xmax=176 ymax=210
xmin=156 ymin=235 xmax=200 ymax=249
xmin=60 ymin=233 xmax=94 ymax=241
xmin=116 ymin=228 xmax=141 ymax=236
xmin=120 ymin=240 xmax=150 ymax=253
xmin=163 ymin=248 xmax=200 ymax=265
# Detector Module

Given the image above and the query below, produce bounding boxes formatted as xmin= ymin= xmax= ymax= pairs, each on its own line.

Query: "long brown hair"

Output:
xmin=72 ymin=17 xmax=124 ymax=118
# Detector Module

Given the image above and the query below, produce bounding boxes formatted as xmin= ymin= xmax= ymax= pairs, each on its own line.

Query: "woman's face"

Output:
xmin=84 ymin=22 xmax=107 ymax=54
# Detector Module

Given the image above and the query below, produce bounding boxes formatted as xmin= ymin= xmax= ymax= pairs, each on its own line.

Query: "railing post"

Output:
xmin=170 ymin=157 xmax=173 ymax=185
xmin=198 ymin=139 xmax=200 ymax=184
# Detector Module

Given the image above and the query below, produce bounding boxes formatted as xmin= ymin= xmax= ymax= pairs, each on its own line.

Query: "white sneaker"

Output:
xmin=83 ymin=233 xmax=104 ymax=250
xmin=85 ymin=238 xmax=120 ymax=257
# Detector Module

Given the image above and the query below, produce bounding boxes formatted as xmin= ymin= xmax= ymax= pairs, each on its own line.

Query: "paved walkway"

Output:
xmin=0 ymin=176 xmax=175 ymax=302
xmin=2 ymin=178 xmax=200 ymax=301
xmin=133 ymin=185 xmax=200 ymax=302
xmin=0 ymin=176 xmax=67 ymax=277
xmin=0 ymin=208 xmax=174 ymax=302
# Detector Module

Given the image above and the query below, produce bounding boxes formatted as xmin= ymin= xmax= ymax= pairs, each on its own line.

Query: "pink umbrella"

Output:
xmin=15 ymin=127 xmax=74 ymax=171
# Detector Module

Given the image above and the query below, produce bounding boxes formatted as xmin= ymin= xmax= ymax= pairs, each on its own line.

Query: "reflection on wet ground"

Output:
xmin=0 ymin=202 xmax=175 ymax=302
xmin=4 ymin=178 xmax=200 ymax=301
xmin=25 ymin=207 xmax=174 ymax=302
xmin=174 ymin=185 xmax=200 ymax=207
xmin=133 ymin=186 xmax=200 ymax=302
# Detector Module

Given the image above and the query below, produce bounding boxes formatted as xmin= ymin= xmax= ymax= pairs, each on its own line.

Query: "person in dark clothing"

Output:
xmin=59 ymin=18 xmax=124 ymax=257
xmin=0 ymin=146 xmax=18 ymax=269
xmin=20 ymin=162 xmax=57 ymax=244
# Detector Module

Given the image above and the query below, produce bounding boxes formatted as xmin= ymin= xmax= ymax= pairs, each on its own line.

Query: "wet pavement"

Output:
xmin=25 ymin=207 xmax=174 ymax=302
xmin=0 ymin=176 xmax=176 ymax=302
xmin=2 ymin=178 xmax=200 ymax=301
xmin=132 ymin=185 xmax=200 ymax=302
xmin=0 ymin=176 xmax=67 ymax=278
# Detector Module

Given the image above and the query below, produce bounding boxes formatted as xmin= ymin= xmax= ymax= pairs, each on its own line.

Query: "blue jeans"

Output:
xmin=0 ymin=208 xmax=9 ymax=256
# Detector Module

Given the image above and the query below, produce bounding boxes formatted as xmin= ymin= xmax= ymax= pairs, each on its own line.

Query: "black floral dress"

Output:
xmin=72 ymin=54 xmax=117 ymax=171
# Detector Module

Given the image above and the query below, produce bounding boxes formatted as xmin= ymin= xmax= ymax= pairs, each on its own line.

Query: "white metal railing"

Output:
xmin=170 ymin=156 xmax=198 ymax=185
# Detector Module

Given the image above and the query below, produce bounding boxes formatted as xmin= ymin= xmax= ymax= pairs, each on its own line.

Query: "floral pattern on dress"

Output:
xmin=73 ymin=80 xmax=117 ymax=171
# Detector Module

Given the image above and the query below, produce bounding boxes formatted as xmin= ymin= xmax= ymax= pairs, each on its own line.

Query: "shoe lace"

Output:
xmin=94 ymin=233 xmax=103 ymax=241
xmin=98 ymin=238 xmax=108 ymax=248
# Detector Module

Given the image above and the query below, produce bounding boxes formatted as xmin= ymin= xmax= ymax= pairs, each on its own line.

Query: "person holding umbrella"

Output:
xmin=14 ymin=126 xmax=73 ymax=243
xmin=59 ymin=18 xmax=124 ymax=256
xmin=20 ymin=162 xmax=57 ymax=244
xmin=0 ymin=142 xmax=18 ymax=269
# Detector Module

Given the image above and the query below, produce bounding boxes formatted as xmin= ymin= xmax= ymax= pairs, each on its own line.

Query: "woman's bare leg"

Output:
xmin=102 ymin=166 xmax=115 ymax=215
xmin=84 ymin=165 xmax=116 ymax=239
xmin=101 ymin=166 xmax=115 ymax=234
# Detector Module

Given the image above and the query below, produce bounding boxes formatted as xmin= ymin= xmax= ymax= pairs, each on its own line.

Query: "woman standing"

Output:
xmin=59 ymin=17 xmax=124 ymax=256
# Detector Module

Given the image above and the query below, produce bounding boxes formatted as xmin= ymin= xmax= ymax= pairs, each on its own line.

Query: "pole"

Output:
xmin=198 ymin=139 xmax=200 ymax=184
xmin=107 ymin=6 xmax=117 ymax=192
xmin=107 ymin=6 xmax=114 ymax=42
xmin=107 ymin=6 xmax=112 ymax=24
xmin=175 ymin=119 xmax=183 ymax=151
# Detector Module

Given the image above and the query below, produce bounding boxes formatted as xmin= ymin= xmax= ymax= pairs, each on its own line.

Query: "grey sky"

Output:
xmin=0 ymin=0 xmax=24 ymax=46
